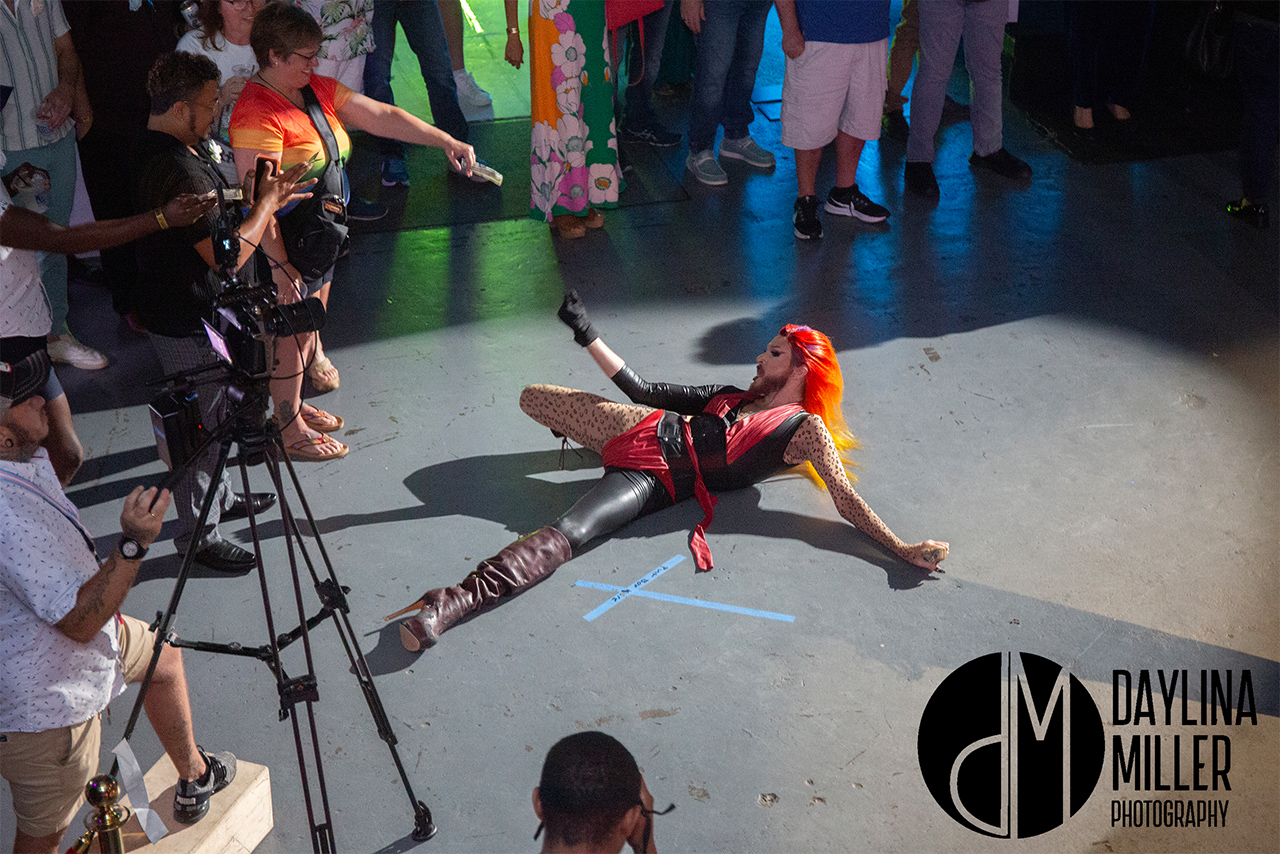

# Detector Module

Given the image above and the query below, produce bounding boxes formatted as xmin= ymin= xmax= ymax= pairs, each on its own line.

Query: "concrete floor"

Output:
xmin=4 ymin=21 xmax=1279 ymax=854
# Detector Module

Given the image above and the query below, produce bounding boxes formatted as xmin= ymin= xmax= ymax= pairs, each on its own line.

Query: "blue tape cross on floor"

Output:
xmin=576 ymin=556 xmax=796 ymax=624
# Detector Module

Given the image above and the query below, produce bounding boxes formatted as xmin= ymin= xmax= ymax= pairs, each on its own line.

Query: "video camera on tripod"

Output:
xmin=150 ymin=186 xmax=325 ymax=471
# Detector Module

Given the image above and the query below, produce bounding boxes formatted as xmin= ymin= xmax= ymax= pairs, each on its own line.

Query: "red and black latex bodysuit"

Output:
xmin=550 ymin=366 xmax=810 ymax=570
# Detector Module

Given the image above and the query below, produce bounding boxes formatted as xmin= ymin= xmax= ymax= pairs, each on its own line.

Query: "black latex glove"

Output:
xmin=557 ymin=289 xmax=599 ymax=347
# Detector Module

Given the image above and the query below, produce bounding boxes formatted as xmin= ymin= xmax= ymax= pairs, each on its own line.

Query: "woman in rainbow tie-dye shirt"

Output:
xmin=230 ymin=3 xmax=474 ymax=461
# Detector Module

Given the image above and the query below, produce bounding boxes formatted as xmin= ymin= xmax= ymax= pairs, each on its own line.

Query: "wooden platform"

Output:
xmin=115 ymin=755 xmax=272 ymax=853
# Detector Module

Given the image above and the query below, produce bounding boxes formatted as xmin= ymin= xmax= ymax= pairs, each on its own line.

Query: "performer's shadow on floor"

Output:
xmin=241 ymin=447 xmax=936 ymax=593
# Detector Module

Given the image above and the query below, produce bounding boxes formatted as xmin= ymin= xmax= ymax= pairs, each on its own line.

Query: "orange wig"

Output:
xmin=780 ymin=324 xmax=860 ymax=484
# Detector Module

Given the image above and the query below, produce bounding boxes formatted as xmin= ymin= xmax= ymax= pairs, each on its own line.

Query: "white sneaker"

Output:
xmin=453 ymin=69 xmax=492 ymax=108
xmin=47 ymin=333 xmax=108 ymax=370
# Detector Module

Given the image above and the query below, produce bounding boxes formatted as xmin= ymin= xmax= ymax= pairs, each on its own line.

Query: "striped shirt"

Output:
xmin=229 ymin=74 xmax=352 ymax=184
xmin=0 ymin=0 xmax=73 ymax=152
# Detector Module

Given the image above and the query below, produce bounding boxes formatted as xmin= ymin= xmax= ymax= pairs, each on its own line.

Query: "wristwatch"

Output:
xmin=118 ymin=536 xmax=148 ymax=560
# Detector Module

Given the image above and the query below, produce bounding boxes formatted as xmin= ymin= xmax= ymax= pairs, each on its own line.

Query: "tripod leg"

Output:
xmin=267 ymin=428 xmax=441 ymax=842
xmin=113 ymin=434 xmax=236 ymax=769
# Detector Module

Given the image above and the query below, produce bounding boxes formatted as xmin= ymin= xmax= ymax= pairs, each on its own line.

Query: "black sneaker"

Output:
xmin=904 ymin=161 xmax=940 ymax=199
xmin=969 ymin=148 xmax=1032 ymax=180
xmin=825 ymin=184 xmax=889 ymax=222
xmin=1226 ymin=199 xmax=1269 ymax=228
xmin=793 ymin=195 xmax=822 ymax=240
xmin=619 ymin=122 xmax=682 ymax=147
xmin=173 ymin=748 xmax=237 ymax=825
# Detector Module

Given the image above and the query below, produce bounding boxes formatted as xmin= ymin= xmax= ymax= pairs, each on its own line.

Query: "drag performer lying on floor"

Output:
xmin=388 ymin=292 xmax=949 ymax=650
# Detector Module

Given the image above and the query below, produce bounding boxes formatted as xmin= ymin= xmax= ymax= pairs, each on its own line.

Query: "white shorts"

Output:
xmin=781 ymin=39 xmax=889 ymax=150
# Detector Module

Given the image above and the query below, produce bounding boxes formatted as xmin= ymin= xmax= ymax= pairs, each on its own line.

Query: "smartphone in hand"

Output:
xmin=253 ymin=155 xmax=277 ymax=203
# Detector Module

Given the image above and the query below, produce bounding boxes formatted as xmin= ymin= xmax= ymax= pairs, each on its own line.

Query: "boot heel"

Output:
xmin=400 ymin=615 xmax=436 ymax=652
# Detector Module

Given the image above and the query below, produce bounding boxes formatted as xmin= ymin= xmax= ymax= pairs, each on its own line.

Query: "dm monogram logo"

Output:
xmin=918 ymin=652 xmax=1105 ymax=838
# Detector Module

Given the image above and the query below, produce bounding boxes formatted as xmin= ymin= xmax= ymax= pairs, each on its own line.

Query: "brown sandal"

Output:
xmin=286 ymin=435 xmax=349 ymax=462
xmin=552 ymin=214 xmax=586 ymax=239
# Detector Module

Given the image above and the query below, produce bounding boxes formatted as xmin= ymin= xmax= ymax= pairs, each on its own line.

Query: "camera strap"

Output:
xmin=299 ymin=85 xmax=344 ymax=187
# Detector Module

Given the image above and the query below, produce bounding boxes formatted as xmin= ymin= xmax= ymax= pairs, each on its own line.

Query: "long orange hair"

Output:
xmin=780 ymin=324 xmax=859 ymax=485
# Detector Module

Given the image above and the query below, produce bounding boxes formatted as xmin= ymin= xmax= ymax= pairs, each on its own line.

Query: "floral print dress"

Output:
xmin=528 ymin=0 xmax=622 ymax=221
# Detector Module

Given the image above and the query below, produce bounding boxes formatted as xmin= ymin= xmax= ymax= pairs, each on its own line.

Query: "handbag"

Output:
xmin=1185 ymin=0 xmax=1235 ymax=81
xmin=606 ymin=0 xmax=664 ymax=86
xmin=277 ymin=85 xmax=349 ymax=283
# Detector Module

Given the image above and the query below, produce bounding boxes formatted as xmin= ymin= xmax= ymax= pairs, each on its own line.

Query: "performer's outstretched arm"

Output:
xmin=559 ymin=291 xmax=731 ymax=414
xmin=786 ymin=416 xmax=949 ymax=570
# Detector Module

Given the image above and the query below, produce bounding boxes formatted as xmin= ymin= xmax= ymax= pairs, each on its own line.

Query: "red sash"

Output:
xmin=601 ymin=398 xmax=806 ymax=571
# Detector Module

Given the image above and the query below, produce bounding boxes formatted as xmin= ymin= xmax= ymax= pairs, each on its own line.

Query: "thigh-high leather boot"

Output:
xmin=388 ymin=527 xmax=573 ymax=651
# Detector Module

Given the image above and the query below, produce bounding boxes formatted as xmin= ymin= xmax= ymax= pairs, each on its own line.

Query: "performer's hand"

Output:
xmin=907 ymin=540 xmax=949 ymax=570
xmin=120 ymin=486 xmax=172 ymax=549
xmin=558 ymin=289 xmax=599 ymax=347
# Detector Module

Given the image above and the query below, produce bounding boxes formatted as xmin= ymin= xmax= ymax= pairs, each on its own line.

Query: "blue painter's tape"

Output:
xmin=574 ymin=579 xmax=795 ymax=623
xmin=580 ymin=555 xmax=684 ymax=622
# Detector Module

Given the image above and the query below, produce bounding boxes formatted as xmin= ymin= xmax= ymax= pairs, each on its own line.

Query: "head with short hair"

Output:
xmin=147 ymin=51 xmax=221 ymax=116
xmin=0 ymin=350 xmax=51 ymax=460
xmin=249 ymin=2 xmax=323 ymax=69
xmin=535 ymin=732 xmax=642 ymax=849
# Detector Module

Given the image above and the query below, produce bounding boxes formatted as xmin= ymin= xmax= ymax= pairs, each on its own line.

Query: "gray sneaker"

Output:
xmin=719 ymin=135 xmax=775 ymax=169
xmin=173 ymin=747 xmax=236 ymax=825
xmin=686 ymin=149 xmax=728 ymax=186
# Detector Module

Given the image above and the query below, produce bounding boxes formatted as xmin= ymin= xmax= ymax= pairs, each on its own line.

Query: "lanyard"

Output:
xmin=0 ymin=466 xmax=98 ymax=557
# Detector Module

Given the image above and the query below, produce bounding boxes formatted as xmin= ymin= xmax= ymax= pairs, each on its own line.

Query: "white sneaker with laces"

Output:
xmin=453 ymin=69 xmax=492 ymax=108
xmin=47 ymin=333 xmax=108 ymax=370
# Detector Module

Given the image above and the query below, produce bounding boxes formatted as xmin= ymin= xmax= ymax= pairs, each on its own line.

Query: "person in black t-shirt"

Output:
xmin=133 ymin=51 xmax=313 ymax=573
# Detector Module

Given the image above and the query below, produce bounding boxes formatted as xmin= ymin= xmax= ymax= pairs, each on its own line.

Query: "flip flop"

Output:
xmin=306 ymin=355 xmax=340 ymax=393
xmin=286 ymin=435 xmax=349 ymax=462
xmin=301 ymin=407 xmax=344 ymax=433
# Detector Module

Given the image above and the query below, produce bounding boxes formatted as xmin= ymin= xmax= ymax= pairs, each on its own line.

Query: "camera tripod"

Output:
xmin=116 ymin=370 xmax=436 ymax=852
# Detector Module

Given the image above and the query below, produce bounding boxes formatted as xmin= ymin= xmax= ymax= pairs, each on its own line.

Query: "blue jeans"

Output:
xmin=617 ymin=0 xmax=674 ymax=130
xmin=363 ymin=0 xmax=468 ymax=159
xmin=3 ymin=132 xmax=77 ymax=334
xmin=907 ymin=0 xmax=1006 ymax=163
xmin=687 ymin=0 xmax=771 ymax=154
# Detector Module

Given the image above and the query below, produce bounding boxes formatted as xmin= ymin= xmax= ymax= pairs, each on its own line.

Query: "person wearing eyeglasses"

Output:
xmin=176 ymin=0 xmax=266 ymax=142
xmin=229 ymin=3 xmax=474 ymax=463
xmin=534 ymin=732 xmax=670 ymax=854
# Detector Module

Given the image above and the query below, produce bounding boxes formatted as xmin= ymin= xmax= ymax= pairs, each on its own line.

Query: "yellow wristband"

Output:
xmin=154 ymin=207 xmax=169 ymax=230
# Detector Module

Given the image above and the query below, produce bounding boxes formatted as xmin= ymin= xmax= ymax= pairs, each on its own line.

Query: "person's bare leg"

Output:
xmin=144 ymin=643 xmax=205 ymax=781
xmin=310 ymin=280 xmax=338 ymax=388
xmin=40 ymin=393 xmax=83 ymax=486
xmin=273 ymin=333 xmax=344 ymax=454
xmin=795 ymin=147 xmax=823 ymax=197
xmin=519 ymin=385 xmax=654 ymax=454
xmin=834 ymin=131 xmax=867 ymax=188
xmin=13 ymin=826 xmax=67 ymax=854
xmin=439 ymin=0 xmax=466 ymax=72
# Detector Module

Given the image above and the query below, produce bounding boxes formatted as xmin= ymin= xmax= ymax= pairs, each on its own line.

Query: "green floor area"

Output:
xmin=388 ymin=0 xmax=532 ymax=122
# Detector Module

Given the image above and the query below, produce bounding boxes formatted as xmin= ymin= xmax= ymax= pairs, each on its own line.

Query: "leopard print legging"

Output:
xmin=519 ymin=384 xmax=655 ymax=454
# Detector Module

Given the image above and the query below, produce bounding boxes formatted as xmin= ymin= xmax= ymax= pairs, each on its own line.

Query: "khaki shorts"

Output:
xmin=0 ymin=614 xmax=156 ymax=838
xmin=781 ymin=38 xmax=890 ymax=149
